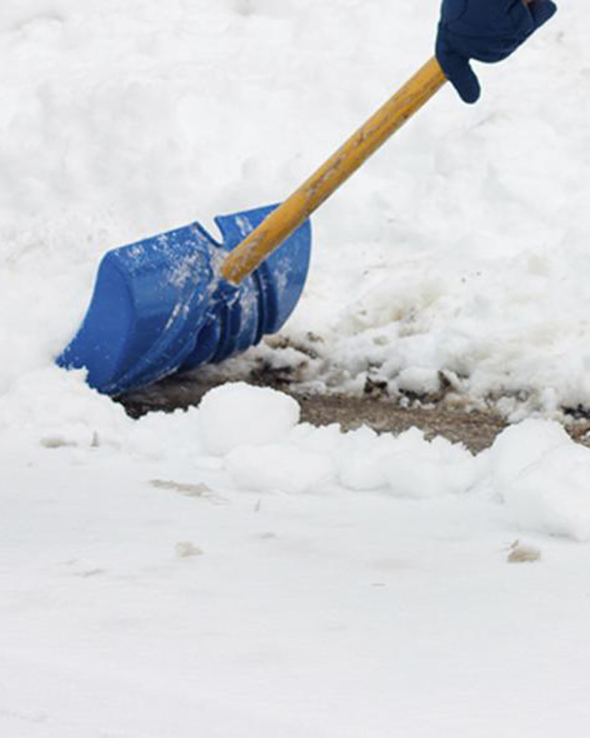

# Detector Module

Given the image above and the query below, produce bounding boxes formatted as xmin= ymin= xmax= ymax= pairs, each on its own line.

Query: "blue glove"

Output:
xmin=436 ymin=0 xmax=557 ymax=103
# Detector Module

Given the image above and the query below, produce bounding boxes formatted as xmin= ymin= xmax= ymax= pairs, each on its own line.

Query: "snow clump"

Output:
xmin=197 ymin=384 xmax=590 ymax=541
xmin=489 ymin=420 xmax=590 ymax=542
xmin=198 ymin=382 xmax=301 ymax=456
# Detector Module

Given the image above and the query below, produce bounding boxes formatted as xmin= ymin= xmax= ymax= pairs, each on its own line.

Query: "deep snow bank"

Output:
xmin=0 ymin=0 xmax=589 ymax=420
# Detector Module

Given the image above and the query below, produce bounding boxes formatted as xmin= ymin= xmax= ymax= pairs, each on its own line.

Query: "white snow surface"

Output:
xmin=3 ymin=1 xmax=590 ymax=736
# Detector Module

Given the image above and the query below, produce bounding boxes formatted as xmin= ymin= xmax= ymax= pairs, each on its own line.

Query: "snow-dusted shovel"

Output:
xmin=58 ymin=58 xmax=446 ymax=395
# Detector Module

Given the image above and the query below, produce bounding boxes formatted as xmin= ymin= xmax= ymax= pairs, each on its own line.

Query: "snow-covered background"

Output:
xmin=3 ymin=1 xmax=590 ymax=736
xmin=2 ymin=0 xmax=589 ymax=414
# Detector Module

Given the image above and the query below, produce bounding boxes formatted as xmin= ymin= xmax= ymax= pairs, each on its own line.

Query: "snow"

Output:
xmin=2 ymin=0 xmax=589 ymax=414
xmin=5 ymin=380 xmax=590 ymax=735
xmin=3 ymin=0 xmax=590 ymax=736
xmin=489 ymin=420 xmax=590 ymax=541
xmin=199 ymin=382 xmax=300 ymax=455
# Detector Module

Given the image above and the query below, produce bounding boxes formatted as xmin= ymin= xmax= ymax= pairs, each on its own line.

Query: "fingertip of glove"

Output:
xmin=435 ymin=22 xmax=480 ymax=105
xmin=458 ymin=85 xmax=481 ymax=104
xmin=531 ymin=0 xmax=558 ymax=27
xmin=436 ymin=47 xmax=481 ymax=104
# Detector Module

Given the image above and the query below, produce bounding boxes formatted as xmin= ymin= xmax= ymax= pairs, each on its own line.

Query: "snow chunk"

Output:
xmin=490 ymin=420 xmax=590 ymax=541
xmin=338 ymin=426 xmax=477 ymax=499
xmin=227 ymin=443 xmax=334 ymax=495
xmin=382 ymin=428 xmax=477 ymax=499
xmin=198 ymin=382 xmax=300 ymax=456
xmin=338 ymin=427 xmax=393 ymax=491
xmin=0 ymin=366 xmax=131 ymax=449
xmin=396 ymin=367 xmax=441 ymax=396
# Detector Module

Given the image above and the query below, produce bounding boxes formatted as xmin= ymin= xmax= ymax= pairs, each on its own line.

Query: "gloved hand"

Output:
xmin=436 ymin=0 xmax=557 ymax=104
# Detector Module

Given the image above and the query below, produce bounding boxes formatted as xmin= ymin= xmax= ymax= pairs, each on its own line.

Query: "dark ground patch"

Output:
xmin=119 ymin=366 xmax=590 ymax=454
xmin=118 ymin=371 xmax=512 ymax=453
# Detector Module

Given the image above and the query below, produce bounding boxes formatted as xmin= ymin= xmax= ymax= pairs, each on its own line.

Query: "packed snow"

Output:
xmin=2 ymin=1 xmax=590 ymax=736
xmin=4 ymin=381 xmax=590 ymax=736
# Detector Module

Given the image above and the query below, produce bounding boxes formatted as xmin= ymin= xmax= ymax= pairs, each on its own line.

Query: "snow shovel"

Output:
xmin=57 ymin=57 xmax=447 ymax=395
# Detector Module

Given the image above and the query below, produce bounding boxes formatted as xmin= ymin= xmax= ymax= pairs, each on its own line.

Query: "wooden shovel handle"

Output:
xmin=221 ymin=57 xmax=447 ymax=285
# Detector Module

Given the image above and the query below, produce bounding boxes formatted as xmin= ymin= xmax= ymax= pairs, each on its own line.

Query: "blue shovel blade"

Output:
xmin=57 ymin=205 xmax=311 ymax=395
xmin=57 ymin=223 xmax=217 ymax=395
